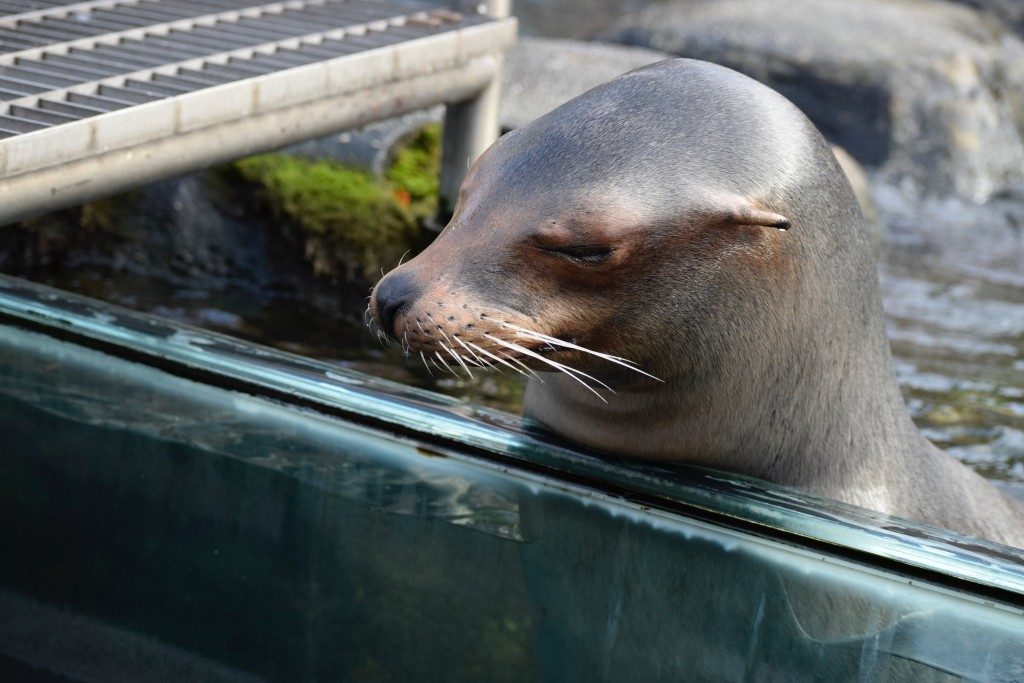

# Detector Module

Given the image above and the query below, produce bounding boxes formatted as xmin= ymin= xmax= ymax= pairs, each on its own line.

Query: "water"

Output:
xmin=882 ymin=249 xmax=1024 ymax=497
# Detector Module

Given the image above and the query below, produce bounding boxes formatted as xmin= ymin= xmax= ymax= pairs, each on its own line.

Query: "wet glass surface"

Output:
xmin=1 ymin=276 xmax=1024 ymax=681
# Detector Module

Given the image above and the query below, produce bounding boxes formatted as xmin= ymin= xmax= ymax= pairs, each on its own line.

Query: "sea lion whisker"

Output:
xmin=451 ymin=335 xmax=486 ymax=366
xmin=441 ymin=341 xmax=474 ymax=379
xmin=436 ymin=328 xmax=458 ymax=347
xmin=470 ymin=309 xmax=660 ymax=380
xmin=451 ymin=308 xmax=541 ymax=380
xmin=468 ymin=339 xmax=524 ymax=376
xmin=366 ymin=312 xmax=380 ymax=335
xmin=500 ymin=350 xmax=544 ymax=382
xmin=420 ymin=351 xmax=434 ymax=376
xmin=434 ymin=351 xmax=458 ymax=377
xmin=484 ymin=334 xmax=608 ymax=403
xmin=488 ymin=332 xmax=617 ymax=394
xmin=497 ymin=321 xmax=633 ymax=363
xmin=505 ymin=324 xmax=663 ymax=382
xmin=397 ymin=249 xmax=412 ymax=266
xmin=464 ymin=340 xmax=524 ymax=376
xmin=437 ymin=330 xmax=475 ymax=378
xmin=461 ymin=355 xmax=486 ymax=368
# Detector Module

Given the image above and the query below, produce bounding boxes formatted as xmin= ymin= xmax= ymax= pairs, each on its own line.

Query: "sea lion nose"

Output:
xmin=373 ymin=270 xmax=420 ymax=340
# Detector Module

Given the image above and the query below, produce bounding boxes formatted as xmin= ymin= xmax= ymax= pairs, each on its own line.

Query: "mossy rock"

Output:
xmin=76 ymin=191 xmax=142 ymax=235
xmin=1 ymin=191 xmax=140 ymax=272
xmin=386 ymin=123 xmax=442 ymax=217
xmin=233 ymin=123 xmax=443 ymax=282
xmin=234 ymin=155 xmax=414 ymax=281
xmin=924 ymin=403 xmax=977 ymax=427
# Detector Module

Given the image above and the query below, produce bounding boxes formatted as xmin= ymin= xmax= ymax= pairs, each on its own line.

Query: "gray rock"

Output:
xmin=0 ymin=176 xmax=254 ymax=285
xmin=512 ymin=0 xmax=662 ymax=39
xmin=2 ymin=172 xmax=352 ymax=304
xmin=281 ymin=108 xmax=442 ymax=176
xmin=955 ymin=0 xmax=1024 ymax=36
xmin=604 ymin=0 xmax=1024 ymax=202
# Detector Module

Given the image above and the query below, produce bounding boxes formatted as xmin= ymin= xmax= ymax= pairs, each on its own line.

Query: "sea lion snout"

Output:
xmin=369 ymin=269 xmax=421 ymax=341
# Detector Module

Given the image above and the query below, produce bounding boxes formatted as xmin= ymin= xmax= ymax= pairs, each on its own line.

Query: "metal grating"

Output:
xmin=0 ymin=0 xmax=515 ymax=180
xmin=0 ymin=1 xmax=91 ymax=19
xmin=0 ymin=2 xmax=472 ymax=100
xmin=0 ymin=2 xmax=307 ymax=52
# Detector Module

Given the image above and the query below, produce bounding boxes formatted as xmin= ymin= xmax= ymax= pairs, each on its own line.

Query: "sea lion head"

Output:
xmin=369 ymin=59 xmax=876 ymax=451
xmin=369 ymin=59 xmax=1021 ymax=544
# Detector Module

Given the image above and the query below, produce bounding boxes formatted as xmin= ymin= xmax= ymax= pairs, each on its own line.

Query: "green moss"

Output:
xmin=232 ymin=124 xmax=444 ymax=281
xmin=234 ymin=154 xmax=418 ymax=281
xmin=386 ymin=123 xmax=442 ymax=217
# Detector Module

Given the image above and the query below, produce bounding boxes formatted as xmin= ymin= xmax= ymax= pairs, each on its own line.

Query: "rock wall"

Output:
xmin=604 ymin=0 xmax=1024 ymax=201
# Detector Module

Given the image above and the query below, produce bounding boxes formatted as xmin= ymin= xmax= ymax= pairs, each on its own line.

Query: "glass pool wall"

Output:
xmin=1 ymin=278 xmax=1023 ymax=681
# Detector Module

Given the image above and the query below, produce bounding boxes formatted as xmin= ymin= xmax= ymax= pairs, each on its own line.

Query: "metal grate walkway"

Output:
xmin=0 ymin=0 xmax=515 ymax=224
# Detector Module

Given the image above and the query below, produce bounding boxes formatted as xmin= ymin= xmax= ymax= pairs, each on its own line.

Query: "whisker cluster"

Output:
xmin=364 ymin=299 xmax=388 ymax=348
xmin=366 ymin=302 xmax=661 ymax=400
xmin=499 ymin=321 xmax=663 ymax=382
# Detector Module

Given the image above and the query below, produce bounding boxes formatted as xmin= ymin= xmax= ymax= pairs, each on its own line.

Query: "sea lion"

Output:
xmin=368 ymin=58 xmax=1024 ymax=548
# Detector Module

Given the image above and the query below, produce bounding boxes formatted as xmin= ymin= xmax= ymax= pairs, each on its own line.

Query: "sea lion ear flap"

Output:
xmin=723 ymin=200 xmax=792 ymax=231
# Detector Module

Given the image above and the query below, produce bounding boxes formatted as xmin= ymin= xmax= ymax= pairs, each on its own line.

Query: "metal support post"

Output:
xmin=437 ymin=0 xmax=512 ymax=222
